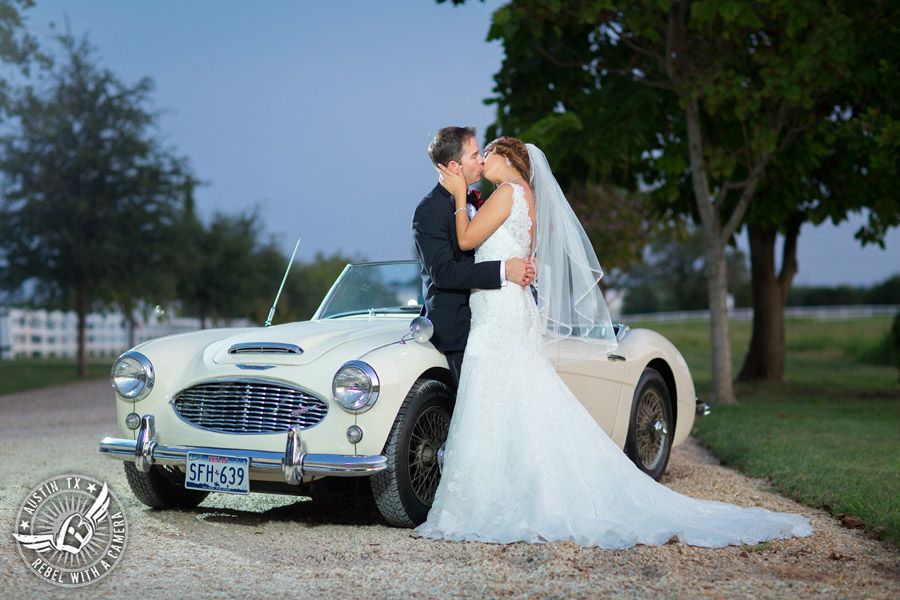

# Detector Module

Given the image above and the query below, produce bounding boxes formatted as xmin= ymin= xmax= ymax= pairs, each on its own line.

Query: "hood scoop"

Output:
xmin=228 ymin=342 xmax=303 ymax=355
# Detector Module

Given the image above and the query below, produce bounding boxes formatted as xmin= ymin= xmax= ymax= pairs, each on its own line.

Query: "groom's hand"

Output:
xmin=505 ymin=258 xmax=534 ymax=288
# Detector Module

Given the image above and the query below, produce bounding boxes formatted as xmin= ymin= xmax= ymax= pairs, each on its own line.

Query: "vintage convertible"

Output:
xmin=99 ymin=260 xmax=706 ymax=527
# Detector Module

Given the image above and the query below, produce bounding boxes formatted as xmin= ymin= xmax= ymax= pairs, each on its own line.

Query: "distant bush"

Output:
xmin=787 ymin=274 xmax=900 ymax=307
xmin=866 ymin=275 xmax=900 ymax=305
xmin=787 ymin=284 xmax=865 ymax=306
xmin=892 ymin=312 xmax=900 ymax=380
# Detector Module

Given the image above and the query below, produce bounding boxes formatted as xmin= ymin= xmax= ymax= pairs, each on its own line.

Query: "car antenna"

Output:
xmin=265 ymin=237 xmax=301 ymax=327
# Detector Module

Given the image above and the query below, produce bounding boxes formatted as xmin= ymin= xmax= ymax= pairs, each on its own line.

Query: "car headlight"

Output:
xmin=332 ymin=361 xmax=379 ymax=413
xmin=110 ymin=351 xmax=155 ymax=400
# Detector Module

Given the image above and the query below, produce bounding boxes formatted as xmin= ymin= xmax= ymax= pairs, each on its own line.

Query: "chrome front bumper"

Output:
xmin=98 ymin=415 xmax=387 ymax=485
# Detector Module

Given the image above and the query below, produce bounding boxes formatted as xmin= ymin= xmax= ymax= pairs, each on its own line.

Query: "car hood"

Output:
xmin=208 ymin=318 xmax=410 ymax=367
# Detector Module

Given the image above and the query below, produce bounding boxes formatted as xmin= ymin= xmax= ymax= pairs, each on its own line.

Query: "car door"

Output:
xmin=551 ymin=341 xmax=628 ymax=438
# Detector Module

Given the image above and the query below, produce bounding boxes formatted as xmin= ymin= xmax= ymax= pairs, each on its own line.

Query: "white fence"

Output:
xmin=622 ymin=304 xmax=899 ymax=323
xmin=0 ymin=307 xmax=252 ymax=360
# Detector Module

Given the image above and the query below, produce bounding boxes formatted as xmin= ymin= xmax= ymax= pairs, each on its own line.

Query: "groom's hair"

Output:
xmin=428 ymin=126 xmax=476 ymax=167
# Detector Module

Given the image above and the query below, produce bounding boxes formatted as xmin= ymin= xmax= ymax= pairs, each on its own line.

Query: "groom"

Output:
xmin=412 ymin=126 xmax=533 ymax=385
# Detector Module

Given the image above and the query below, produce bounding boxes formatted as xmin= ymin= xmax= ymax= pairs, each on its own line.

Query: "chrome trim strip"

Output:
xmin=311 ymin=263 xmax=354 ymax=320
xmin=311 ymin=260 xmax=422 ymax=321
xmin=98 ymin=417 xmax=385 ymax=479
xmin=228 ymin=342 xmax=303 ymax=355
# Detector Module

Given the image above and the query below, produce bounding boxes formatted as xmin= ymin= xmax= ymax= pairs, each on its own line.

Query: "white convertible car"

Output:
xmin=100 ymin=260 xmax=706 ymax=527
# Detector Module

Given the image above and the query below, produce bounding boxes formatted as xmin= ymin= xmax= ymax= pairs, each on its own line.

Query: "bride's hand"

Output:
xmin=437 ymin=164 xmax=468 ymax=200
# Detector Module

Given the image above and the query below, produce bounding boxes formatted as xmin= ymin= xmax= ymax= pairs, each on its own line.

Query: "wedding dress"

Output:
xmin=415 ymin=182 xmax=813 ymax=548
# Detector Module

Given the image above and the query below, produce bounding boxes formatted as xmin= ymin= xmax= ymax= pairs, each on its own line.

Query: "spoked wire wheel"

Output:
xmin=407 ymin=405 xmax=451 ymax=505
xmin=371 ymin=378 xmax=454 ymax=527
xmin=634 ymin=387 xmax=668 ymax=471
xmin=625 ymin=367 xmax=674 ymax=480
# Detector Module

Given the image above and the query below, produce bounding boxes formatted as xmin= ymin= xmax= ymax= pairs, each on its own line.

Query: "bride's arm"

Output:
xmin=438 ymin=164 xmax=513 ymax=251
xmin=456 ymin=187 xmax=513 ymax=251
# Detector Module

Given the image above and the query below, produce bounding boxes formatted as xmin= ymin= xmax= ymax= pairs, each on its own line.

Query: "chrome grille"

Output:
xmin=172 ymin=380 xmax=327 ymax=434
xmin=228 ymin=343 xmax=303 ymax=355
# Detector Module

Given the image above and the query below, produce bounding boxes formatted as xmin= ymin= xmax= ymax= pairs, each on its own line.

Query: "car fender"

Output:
xmin=613 ymin=328 xmax=696 ymax=447
xmin=347 ymin=339 xmax=449 ymax=457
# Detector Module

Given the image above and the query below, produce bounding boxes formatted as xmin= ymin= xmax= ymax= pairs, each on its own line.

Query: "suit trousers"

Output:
xmin=444 ymin=350 xmax=464 ymax=388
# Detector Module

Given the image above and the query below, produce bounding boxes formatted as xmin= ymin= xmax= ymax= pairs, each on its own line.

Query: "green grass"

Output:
xmin=632 ymin=317 xmax=900 ymax=547
xmin=0 ymin=359 xmax=111 ymax=395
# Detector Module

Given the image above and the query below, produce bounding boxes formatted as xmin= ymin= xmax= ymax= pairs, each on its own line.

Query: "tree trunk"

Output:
xmin=127 ymin=313 xmax=137 ymax=349
xmin=704 ymin=241 xmax=738 ymax=405
xmin=739 ymin=217 xmax=802 ymax=381
xmin=739 ymin=225 xmax=785 ymax=381
xmin=76 ymin=284 xmax=89 ymax=378
xmin=683 ymin=95 xmax=739 ymax=406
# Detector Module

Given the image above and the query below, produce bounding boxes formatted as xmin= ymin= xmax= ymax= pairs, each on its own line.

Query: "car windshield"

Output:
xmin=315 ymin=261 xmax=423 ymax=320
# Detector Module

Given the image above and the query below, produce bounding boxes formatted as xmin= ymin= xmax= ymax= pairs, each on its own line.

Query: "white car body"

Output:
xmin=100 ymin=260 xmax=702 ymax=526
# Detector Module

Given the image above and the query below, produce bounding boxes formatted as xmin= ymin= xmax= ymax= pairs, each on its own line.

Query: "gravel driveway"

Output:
xmin=1 ymin=379 xmax=897 ymax=599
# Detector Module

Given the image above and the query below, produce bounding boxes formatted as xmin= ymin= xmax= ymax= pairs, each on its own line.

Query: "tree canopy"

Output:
xmin=450 ymin=0 xmax=900 ymax=402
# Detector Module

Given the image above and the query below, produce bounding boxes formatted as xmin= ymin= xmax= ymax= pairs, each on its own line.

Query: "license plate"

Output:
xmin=185 ymin=452 xmax=249 ymax=494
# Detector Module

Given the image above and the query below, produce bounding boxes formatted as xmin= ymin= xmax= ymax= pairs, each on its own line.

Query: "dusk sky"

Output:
xmin=17 ymin=0 xmax=900 ymax=287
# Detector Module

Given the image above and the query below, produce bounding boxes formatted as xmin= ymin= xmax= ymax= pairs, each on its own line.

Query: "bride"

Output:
xmin=415 ymin=136 xmax=813 ymax=548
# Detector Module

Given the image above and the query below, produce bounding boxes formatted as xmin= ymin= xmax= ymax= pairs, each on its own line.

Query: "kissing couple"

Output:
xmin=411 ymin=126 xmax=812 ymax=548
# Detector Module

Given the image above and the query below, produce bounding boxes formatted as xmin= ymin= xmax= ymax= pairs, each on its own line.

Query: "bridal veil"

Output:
xmin=527 ymin=143 xmax=618 ymax=359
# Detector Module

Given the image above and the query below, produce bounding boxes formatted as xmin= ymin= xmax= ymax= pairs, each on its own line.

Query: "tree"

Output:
xmin=892 ymin=312 xmax=900 ymax=383
xmin=493 ymin=112 xmax=667 ymax=286
xmin=622 ymin=222 xmax=749 ymax=314
xmin=0 ymin=0 xmax=42 ymax=112
xmin=738 ymin=12 xmax=900 ymax=380
xmin=176 ymin=208 xmax=268 ymax=329
xmin=176 ymin=211 xmax=358 ymax=327
xmin=100 ymin=175 xmax=198 ymax=349
xmin=450 ymin=0 xmax=897 ymax=403
xmin=864 ymin=275 xmax=900 ymax=306
xmin=0 ymin=32 xmax=193 ymax=376
xmin=274 ymin=252 xmax=360 ymax=323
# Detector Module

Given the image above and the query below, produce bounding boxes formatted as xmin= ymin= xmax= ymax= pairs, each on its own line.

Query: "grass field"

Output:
xmin=0 ymin=359 xmax=111 ymax=395
xmin=633 ymin=317 xmax=900 ymax=547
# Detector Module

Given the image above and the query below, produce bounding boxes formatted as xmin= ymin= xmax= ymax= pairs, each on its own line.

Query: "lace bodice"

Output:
xmin=467 ymin=181 xmax=542 ymax=358
xmin=475 ymin=182 xmax=532 ymax=262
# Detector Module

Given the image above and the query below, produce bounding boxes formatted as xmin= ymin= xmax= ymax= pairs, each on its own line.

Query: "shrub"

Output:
xmin=892 ymin=312 xmax=900 ymax=381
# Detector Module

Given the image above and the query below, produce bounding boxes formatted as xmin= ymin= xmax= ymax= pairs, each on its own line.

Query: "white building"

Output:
xmin=0 ymin=307 xmax=252 ymax=360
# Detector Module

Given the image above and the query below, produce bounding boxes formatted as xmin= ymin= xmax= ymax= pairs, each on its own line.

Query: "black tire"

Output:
xmin=624 ymin=367 xmax=674 ymax=481
xmin=123 ymin=462 xmax=209 ymax=509
xmin=371 ymin=378 xmax=453 ymax=527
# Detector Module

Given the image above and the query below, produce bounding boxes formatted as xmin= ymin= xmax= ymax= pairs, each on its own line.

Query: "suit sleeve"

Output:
xmin=413 ymin=201 xmax=502 ymax=291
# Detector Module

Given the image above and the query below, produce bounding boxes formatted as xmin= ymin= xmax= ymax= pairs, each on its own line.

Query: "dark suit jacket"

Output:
xmin=412 ymin=183 xmax=502 ymax=352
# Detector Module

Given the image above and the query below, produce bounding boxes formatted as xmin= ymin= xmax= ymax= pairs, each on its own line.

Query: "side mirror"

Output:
xmin=409 ymin=316 xmax=434 ymax=343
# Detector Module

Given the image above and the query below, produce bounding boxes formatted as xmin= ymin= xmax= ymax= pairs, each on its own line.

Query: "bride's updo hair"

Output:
xmin=484 ymin=136 xmax=531 ymax=181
